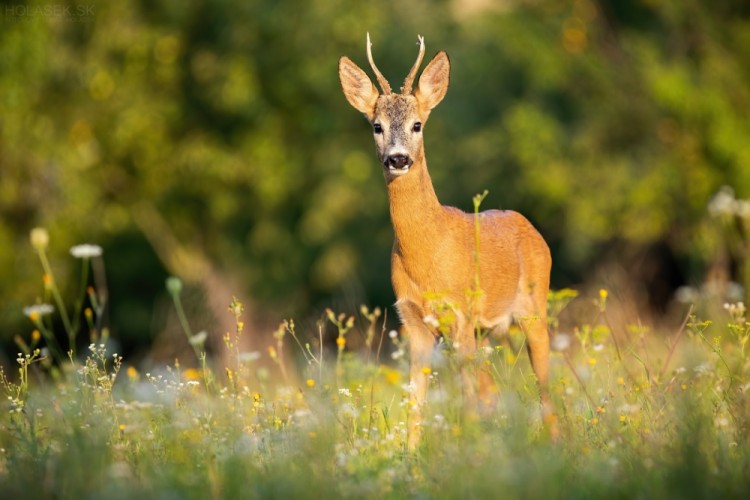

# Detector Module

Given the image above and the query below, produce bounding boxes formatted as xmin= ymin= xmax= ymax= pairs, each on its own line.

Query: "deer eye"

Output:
xmin=373 ymin=123 xmax=383 ymax=134
xmin=412 ymin=122 xmax=422 ymax=133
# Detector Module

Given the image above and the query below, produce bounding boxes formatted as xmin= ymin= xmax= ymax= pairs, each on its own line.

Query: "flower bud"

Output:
xmin=165 ymin=276 xmax=183 ymax=296
xmin=30 ymin=228 xmax=49 ymax=251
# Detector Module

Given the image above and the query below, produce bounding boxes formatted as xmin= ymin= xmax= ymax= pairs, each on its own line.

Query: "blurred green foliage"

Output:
xmin=1 ymin=0 xmax=749 ymax=346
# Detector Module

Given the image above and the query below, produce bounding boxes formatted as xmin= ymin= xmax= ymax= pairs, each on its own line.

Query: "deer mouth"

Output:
xmin=384 ymin=154 xmax=413 ymax=176
xmin=387 ymin=164 xmax=411 ymax=176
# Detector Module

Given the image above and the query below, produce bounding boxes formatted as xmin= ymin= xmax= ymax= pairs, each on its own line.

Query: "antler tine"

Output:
xmin=366 ymin=33 xmax=392 ymax=95
xmin=401 ymin=35 xmax=425 ymax=95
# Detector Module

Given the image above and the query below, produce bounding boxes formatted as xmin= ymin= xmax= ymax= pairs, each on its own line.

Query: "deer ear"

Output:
xmin=339 ymin=56 xmax=379 ymax=119
xmin=414 ymin=51 xmax=450 ymax=113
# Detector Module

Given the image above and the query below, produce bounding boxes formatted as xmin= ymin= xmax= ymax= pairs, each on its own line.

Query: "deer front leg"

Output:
xmin=396 ymin=300 xmax=436 ymax=451
xmin=454 ymin=316 xmax=478 ymax=406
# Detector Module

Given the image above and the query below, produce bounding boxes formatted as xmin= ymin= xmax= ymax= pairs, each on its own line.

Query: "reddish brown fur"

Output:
xmin=339 ymin=36 xmax=554 ymax=450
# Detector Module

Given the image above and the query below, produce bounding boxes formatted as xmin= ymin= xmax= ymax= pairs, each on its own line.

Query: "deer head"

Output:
xmin=339 ymin=34 xmax=450 ymax=179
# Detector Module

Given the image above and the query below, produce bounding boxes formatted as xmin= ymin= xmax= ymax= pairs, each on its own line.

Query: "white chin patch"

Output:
xmin=388 ymin=166 xmax=410 ymax=176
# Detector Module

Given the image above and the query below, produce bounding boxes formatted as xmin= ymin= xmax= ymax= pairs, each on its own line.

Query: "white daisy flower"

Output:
xmin=70 ymin=244 xmax=103 ymax=258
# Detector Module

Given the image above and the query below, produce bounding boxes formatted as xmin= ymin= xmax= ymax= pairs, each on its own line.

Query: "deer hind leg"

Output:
xmin=396 ymin=300 xmax=436 ymax=451
xmin=516 ymin=277 xmax=558 ymax=438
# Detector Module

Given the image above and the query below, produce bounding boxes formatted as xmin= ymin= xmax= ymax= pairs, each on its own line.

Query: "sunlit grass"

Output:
xmin=1 ymin=233 xmax=750 ymax=498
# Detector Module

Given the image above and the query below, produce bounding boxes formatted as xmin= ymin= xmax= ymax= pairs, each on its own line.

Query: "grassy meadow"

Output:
xmin=2 ymin=235 xmax=750 ymax=499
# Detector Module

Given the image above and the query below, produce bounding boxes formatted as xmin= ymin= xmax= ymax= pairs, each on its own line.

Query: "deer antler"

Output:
xmin=401 ymin=35 xmax=425 ymax=95
xmin=367 ymin=33 xmax=392 ymax=95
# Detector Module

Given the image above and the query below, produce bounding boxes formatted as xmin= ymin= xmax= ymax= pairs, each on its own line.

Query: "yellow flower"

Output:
xmin=306 ymin=378 xmax=315 ymax=388
xmin=588 ymin=357 xmax=597 ymax=366
xmin=590 ymin=417 xmax=599 ymax=425
xmin=31 ymin=330 xmax=41 ymax=342
xmin=336 ymin=337 xmax=346 ymax=348
xmin=599 ymin=289 xmax=608 ymax=300
xmin=421 ymin=366 xmax=432 ymax=376
xmin=382 ymin=367 xmax=401 ymax=385
xmin=617 ymin=376 xmax=625 ymax=385
xmin=126 ymin=366 xmax=138 ymax=379
xmin=183 ymin=368 xmax=201 ymax=381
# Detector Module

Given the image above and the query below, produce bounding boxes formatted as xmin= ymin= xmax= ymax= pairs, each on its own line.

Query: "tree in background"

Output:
xmin=1 ymin=0 xmax=748 ymax=355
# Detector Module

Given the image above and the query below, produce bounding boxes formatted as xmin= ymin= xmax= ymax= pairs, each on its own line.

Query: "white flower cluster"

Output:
xmin=708 ymin=186 xmax=750 ymax=218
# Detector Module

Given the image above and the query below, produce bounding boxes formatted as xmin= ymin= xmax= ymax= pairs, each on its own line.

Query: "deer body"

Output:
xmin=339 ymin=35 xmax=553 ymax=450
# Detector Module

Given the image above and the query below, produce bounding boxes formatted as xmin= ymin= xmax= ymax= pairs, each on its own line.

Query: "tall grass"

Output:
xmin=1 ymin=232 xmax=749 ymax=499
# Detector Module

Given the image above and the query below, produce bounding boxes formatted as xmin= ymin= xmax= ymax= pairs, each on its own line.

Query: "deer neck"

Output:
xmin=386 ymin=152 xmax=443 ymax=253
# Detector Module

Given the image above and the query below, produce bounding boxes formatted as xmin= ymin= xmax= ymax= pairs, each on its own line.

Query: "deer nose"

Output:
xmin=385 ymin=154 xmax=411 ymax=170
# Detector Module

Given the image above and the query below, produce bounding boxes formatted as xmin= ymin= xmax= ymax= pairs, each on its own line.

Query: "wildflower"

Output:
xmin=551 ymin=333 xmax=571 ymax=352
xmin=598 ymin=289 xmax=608 ymax=311
xmin=422 ymin=315 xmax=440 ymax=329
xmin=165 ymin=276 xmax=183 ymax=296
xmin=188 ymin=331 xmax=208 ymax=346
xmin=388 ymin=330 xmax=398 ymax=339
xmin=617 ymin=376 xmax=625 ymax=385
xmin=382 ymin=367 xmax=401 ymax=385
xmin=239 ymin=351 xmax=261 ymax=363
xmin=338 ymin=388 xmax=352 ymax=397
xmin=31 ymin=330 xmax=41 ymax=342
xmin=30 ymin=228 xmax=49 ymax=251
xmin=23 ymin=304 xmax=54 ymax=322
xmin=336 ymin=337 xmax=346 ymax=349
xmin=588 ymin=357 xmax=597 ymax=366
xmin=724 ymin=301 xmax=747 ymax=320
xmin=306 ymin=378 xmax=315 ymax=388
xmin=126 ymin=366 xmax=138 ymax=379
xmin=421 ymin=366 xmax=432 ymax=376
xmin=267 ymin=345 xmax=278 ymax=360
xmin=674 ymin=286 xmax=699 ymax=304
xmin=707 ymin=186 xmax=736 ymax=217
xmin=229 ymin=299 xmax=244 ymax=317
xmin=736 ymin=199 xmax=750 ymax=218
xmin=715 ymin=416 xmax=729 ymax=427
xmin=70 ymin=244 xmax=103 ymax=258
xmin=183 ymin=368 xmax=201 ymax=381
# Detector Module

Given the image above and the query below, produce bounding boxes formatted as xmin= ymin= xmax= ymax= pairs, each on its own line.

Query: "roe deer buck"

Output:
xmin=339 ymin=34 xmax=554 ymax=449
